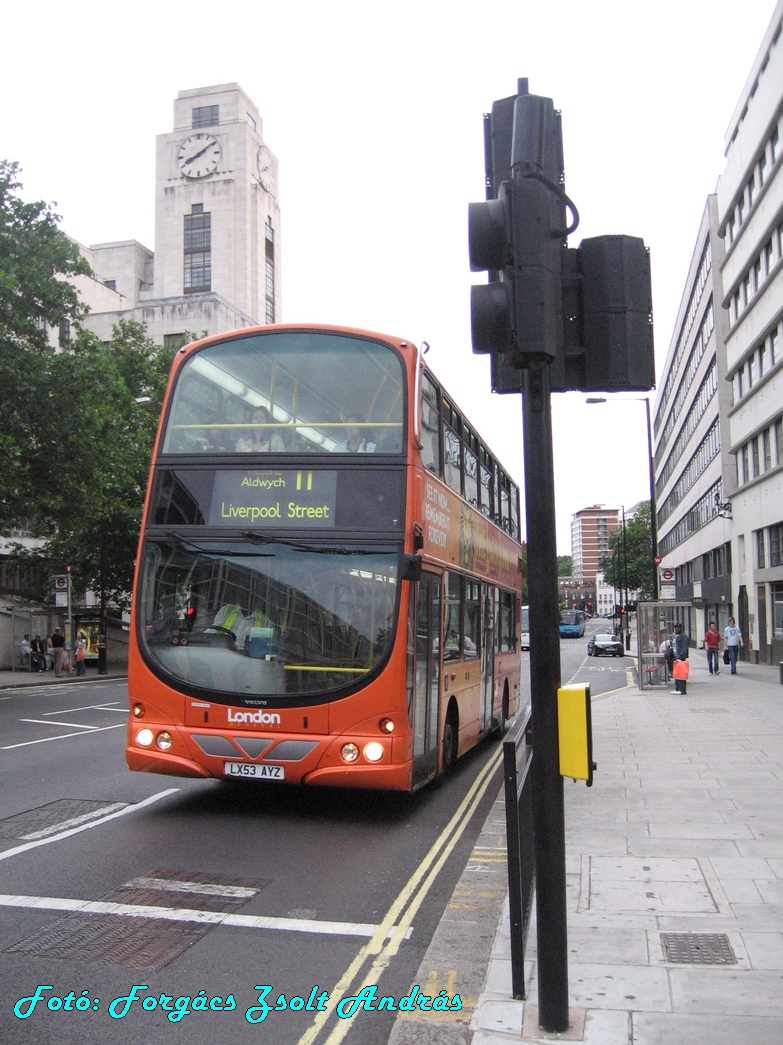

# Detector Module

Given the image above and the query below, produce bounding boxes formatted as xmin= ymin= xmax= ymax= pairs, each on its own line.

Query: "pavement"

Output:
xmin=391 ymin=651 xmax=783 ymax=1045
xmin=0 ymin=665 xmax=127 ymax=687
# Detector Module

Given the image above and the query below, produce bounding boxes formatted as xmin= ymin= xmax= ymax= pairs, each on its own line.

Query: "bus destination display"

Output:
xmin=209 ymin=470 xmax=337 ymax=528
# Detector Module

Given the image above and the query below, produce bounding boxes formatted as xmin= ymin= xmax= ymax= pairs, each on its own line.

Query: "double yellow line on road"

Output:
xmin=296 ymin=743 xmax=504 ymax=1045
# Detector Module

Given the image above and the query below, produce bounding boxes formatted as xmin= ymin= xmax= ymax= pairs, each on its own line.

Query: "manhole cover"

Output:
xmin=660 ymin=932 xmax=736 ymax=964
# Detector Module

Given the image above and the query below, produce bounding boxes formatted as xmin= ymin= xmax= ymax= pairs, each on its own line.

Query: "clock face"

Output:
xmin=257 ymin=145 xmax=275 ymax=193
xmin=177 ymin=134 xmax=221 ymax=179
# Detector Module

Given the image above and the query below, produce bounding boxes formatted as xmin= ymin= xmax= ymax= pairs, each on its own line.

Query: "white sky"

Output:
xmin=3 ymin=0 xmax=776 ymax=552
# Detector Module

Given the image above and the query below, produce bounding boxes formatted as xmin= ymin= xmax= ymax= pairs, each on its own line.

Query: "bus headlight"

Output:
xmin=364 ymin=741 xmax=384 ymax=762
xmin=379 ymin=718 xmax=394 ymax=733
xmin=132 ymin=703 xmax=145 ymax=718
xmin=341 ymin=743 xmax=360 ymax=762
xmin=156 ymin=732 xmax=173 ymax=751
xmin=136 ymin=728 xmax=154 ymax=747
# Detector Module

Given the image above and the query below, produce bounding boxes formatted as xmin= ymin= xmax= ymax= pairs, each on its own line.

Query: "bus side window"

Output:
xmin=443 ymin=571 xmax=461 ymax=661
xmin=463 ymin=425 xmax=479 ymax=507
xmin=420 ymin=373 xmax=442 ymax=477
xmin=442 ymin=398 xmax=462 ymax=497
xmin=463 ymin=580 xmax=480 ymax=659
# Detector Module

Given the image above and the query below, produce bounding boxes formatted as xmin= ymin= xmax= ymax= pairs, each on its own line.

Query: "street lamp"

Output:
xmin=586 ymin=396 xmax=658 ymax=600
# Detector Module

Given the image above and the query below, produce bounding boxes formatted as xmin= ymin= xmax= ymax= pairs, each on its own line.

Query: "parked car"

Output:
xmin=587 ymin=633 xmax=624 ymax=657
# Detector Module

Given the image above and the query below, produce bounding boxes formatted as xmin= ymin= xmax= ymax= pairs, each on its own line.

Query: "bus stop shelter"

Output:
xmin=636 ymin=601 xmax=693 ymax=691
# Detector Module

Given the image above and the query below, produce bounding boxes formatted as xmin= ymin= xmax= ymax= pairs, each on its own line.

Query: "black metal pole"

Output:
xmin=622 ymin=507 xmax=630 ymax=650
xmin=98 ymin=522 xmax=107 ymax=675
xmin=522 ymin=364 xmax=569 ymax=1033
xmin=645 ymin=399 xmax=658 ymax=600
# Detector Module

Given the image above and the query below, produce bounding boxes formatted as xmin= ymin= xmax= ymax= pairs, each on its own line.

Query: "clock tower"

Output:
xmin=154 ymin=83 xmax=281 ymax=324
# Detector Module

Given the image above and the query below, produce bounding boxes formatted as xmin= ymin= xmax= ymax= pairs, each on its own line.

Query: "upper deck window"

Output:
xmin=161 ymin=330 xmax=405 ymax=456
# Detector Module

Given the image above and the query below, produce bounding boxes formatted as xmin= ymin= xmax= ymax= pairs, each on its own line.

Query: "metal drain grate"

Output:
xmin=2 ymin=868 xmax=270 ymax=969
xmin=661 ymin=932 xmax=737 ymax=964
xmin=5 ymin=915 xmax=206 ymax=970
xmin=0 ymin=800 xmax=124 ymax=839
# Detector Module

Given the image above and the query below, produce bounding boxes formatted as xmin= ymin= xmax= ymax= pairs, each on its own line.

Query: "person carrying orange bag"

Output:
xmin=671 ymin=622 xmax=689 ymax=695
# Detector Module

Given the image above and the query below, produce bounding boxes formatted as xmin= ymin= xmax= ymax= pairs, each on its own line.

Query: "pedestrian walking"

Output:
xmin=704 ymin=621 xmax=721 ymax=675
xmin=671 ymin=622 xmax=690 ymax=694
xmin=724 ymin=617 xmax=743 ymax=674
xmin=51 ymin=626 xmax=66 ymax=677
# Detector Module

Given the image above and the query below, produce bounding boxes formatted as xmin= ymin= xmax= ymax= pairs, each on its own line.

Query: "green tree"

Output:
xmin=7 ymin=322 xmax=175 ymax=608
xmin=557 ymin=555 xmax=572 ymax=577
xmin=0 ymin=161 xmax=90 ymax=527
xmin=598 ymin=502 xmax=654 ymax=600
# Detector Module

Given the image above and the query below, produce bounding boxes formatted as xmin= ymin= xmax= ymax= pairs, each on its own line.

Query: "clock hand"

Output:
xmin=184 ymin=142 xmax=215 ymax=165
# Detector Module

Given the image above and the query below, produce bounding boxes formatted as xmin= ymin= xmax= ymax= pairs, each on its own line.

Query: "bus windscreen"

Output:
xmin=160 ymin=330 xmax=405 ymax=456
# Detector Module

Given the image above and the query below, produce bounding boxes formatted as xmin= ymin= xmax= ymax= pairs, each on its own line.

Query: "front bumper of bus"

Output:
xmin=126 ymin=725 xmax=413 ymax=790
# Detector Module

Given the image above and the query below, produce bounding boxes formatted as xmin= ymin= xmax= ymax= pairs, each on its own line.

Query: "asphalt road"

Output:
xmin=0 ymin=625 xmax=632 ymax=1045
xmin=0 ymin=678 xmax=504 ymax=1045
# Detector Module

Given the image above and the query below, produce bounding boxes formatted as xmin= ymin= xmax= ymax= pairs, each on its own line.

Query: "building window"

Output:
xmin=192 ymin=105 xmax=219 ymax=128
xmin=772 ymin=581 xmax=783 ymax=640
xmin=246 ymin=112 xmax=256 ymax=131
xmin=104 ymin=279 xmax=116 ymax=291
xmin=764 ymin=429 xmax=772 ymax=472
xmin=184 ymin=206 xmax=211 ymax=293
xmin=752 ymin=436 xmax=760 ymax=477
xmin=772 ymin=326 xmax=780 ymax=365
xmin=748 ymin=353 xmax=757 ymax=387
xmin=163 ymin=333 xmax=188 ymax=350
xmin=741 ymin=444 xmax=749 ymax=484
xmin=58 ymin=319 xmax=70 ymax=349
xmin=757 ymin=529 xmax=766 ymax=569
xmin=770 ymin=524 xmax=783 ymax=567
xmin=264 ymin=219 xmax=275 ymax=322
xmin=776 ymin=419 xmax=783 ymax=464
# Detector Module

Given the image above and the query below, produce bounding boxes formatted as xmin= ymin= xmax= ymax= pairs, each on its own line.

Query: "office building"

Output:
xmin=654 ymin=2 xmax=783 ymax=663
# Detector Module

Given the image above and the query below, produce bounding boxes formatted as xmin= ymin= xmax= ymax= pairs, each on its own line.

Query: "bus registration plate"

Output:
xmin=224 ymin=762 xmax=284 ymax=780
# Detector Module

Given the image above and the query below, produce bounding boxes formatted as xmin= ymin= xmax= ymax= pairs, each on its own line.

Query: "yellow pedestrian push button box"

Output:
xmin=557 ymin=683 xmax=595 ymax=786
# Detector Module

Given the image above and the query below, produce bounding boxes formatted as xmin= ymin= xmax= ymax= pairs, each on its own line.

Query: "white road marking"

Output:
xmin=20 ymin=718 xmax=100 ymax=731
xmin=0 ymin=789 xmax=180 ymax=862
xmin=20 ymin=804 xmax=129 ymax=841
xmin=125 ymin=876 xmax=257 ymax=899
xmin=0 ymin=893 xmax=386 ymax=938
xmin=42 ymin=701 xmax=126 ymax=716
xmin=1 ymin=723 xmax=126 ymax=749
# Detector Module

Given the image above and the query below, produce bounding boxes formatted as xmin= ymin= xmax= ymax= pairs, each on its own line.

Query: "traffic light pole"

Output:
xmin=469 ymin=79 xmax=655 ymax=1037
xmin=522 ymin=364 xmax=569 ymax=1033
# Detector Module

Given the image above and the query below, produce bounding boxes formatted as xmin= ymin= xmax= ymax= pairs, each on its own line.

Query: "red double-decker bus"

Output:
xmin=127 ymin=325 xmax=522 ymax=790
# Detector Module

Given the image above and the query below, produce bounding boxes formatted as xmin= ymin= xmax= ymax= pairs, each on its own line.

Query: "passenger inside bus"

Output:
xmin=335 ymin=414 xmax=376 ymax=453
xmin=236 ymin=406 xmax=286 ymax=453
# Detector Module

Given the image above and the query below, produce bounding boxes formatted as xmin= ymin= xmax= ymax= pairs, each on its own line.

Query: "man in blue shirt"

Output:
xmin=724 ymin=617 xmax=743 ymax=675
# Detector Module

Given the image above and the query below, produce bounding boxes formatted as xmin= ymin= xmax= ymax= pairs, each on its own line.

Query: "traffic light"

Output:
xmin=469 ymin=81 xmax=654 ymax=395
xmin=469 ymin=88 xmax=566 ymax=371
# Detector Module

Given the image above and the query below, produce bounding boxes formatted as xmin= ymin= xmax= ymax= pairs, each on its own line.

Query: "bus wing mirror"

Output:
xmin=401 ymin=554 xmax=423 ymax=582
